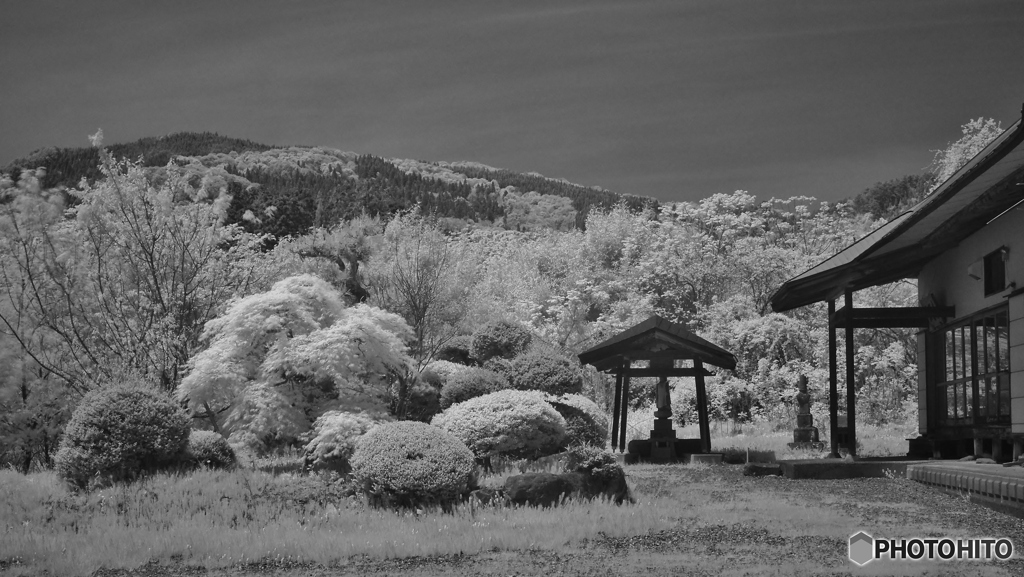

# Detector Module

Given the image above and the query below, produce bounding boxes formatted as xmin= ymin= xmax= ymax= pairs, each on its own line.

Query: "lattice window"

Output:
xmin=935 ymin=307 xmax=1009 ymax=426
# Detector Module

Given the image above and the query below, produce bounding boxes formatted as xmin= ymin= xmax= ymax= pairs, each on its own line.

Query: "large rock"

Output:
xmin=504 ymin=473 xmax=574 ymax=507
xmin=503 ymin=469 xmax=633 ymax=507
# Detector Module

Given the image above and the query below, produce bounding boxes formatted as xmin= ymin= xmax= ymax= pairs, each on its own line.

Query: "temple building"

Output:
xmin=770 ymin=105 xmax=1024 ymax=461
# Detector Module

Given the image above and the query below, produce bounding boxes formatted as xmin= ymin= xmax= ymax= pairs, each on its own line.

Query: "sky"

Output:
xmin=2 ymin=0 xmax=1022 ymax=203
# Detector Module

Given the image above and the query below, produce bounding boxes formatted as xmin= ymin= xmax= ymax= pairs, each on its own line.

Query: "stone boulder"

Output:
xmin=503 ymin=469 xmax=633 ymax=507
xmin=504 ymin=473 xmax=574 ymax=507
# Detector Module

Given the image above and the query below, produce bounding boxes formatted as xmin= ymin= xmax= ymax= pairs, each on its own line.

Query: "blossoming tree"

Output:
xmin=177 ymin=274 xmax=414 ymax=451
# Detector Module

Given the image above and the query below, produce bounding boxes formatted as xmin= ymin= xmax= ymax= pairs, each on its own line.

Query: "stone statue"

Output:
xmin=654 ymin=375 xmax=671 ymax=418
xmin=650 ymin=374 xmax=676 ymax=462
xmin=795 ymin=375 xmax=811 ymax=415
xmin=789 ymin=374 xmax=822 ymax=449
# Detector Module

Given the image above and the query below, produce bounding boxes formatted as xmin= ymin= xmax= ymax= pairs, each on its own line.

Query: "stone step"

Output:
xmin=907 ymin=462 xmax=1024 ymax=510
xmin=779 ymin=458 xmax=927 ymax=479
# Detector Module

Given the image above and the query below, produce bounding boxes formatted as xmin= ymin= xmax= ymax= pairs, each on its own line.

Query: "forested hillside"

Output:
xmin=846 ymin=117 xmax=1004 ymax=220
xmin=3 ymin=132 xmax=652 ymax=237
xmin=4 ymin=132 xmax=274 ymax=190
xmin=0 ymin=118 xmax=1003 ymax=468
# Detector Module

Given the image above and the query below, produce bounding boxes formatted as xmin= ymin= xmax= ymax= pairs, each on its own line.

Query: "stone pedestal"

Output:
xmin=788 ymin=377 xmax=823 ymax=450
xmin=789 ymin=417 xmax=823 ymax=450
xmin=689 ymin=453 xmax=723 ymax=465
xmin=649 ymin=417 xmax=678 ymax=463
xmin=792 ymin=414 xmax=820 ymax=442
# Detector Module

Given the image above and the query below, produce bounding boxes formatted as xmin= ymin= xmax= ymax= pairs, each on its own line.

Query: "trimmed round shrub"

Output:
xmin=509 ymin=352 xmax=583 ymax=395
xmin=565 ymin=445 xmax=624 ymax=483
xmin=425 ymin=359 xmax=471 ymax=383
xmin=350 ymin=421 xmax=477 ymax=509
xmin=481 ymin=356 xmax=514 ymax=379
xmin=417 ymin=366 xmax=443 ymax=389
xmin=184 ymin=430 xmax=236 ymax=469
xmin=302 ymin=411 xmax=388 ymax=474
xmin=54 ymin=381 xmax=190 ymax=490
xmin=469 ymin=321 xmax=532 ymax=362
xmin=436 ymin=335 xmax=474 ymax=364
xmin=432 ymin=389 xmax=567 ymax=459
xmin=405 ymin=381 xmax=442 ymax=423
xmin=546 ymin=394 xmax=609 ymax=448
xmin=439 ymin=367 xmax=509 ymax=409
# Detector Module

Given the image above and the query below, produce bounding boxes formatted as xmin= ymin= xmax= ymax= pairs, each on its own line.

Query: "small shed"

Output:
xmin=578 ymin=315 xmax=737 ymax=462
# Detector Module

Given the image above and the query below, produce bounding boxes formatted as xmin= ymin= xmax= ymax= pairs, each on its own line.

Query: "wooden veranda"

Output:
xmin=578 ymin=315 xmax=737 ymax=462
xmin=825 ymin=297 xmax=954 ymax=457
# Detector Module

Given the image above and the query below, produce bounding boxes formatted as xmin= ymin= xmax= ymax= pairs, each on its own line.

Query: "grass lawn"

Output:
xmin=3 ymin=460 xmax=1024 ymax=577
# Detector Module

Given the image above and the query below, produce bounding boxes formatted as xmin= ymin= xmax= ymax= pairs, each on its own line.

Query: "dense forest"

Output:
xmin=3 ymin=132 xmax=652 ymax=237
xmin=0 ymin=118 xmax=1002 ymax=469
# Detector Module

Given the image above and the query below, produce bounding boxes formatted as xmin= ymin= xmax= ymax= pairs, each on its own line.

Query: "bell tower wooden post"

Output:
xmin=611 ymin=371 xmax=623 ymax=451
xmin=694 ymin=359 xmax=711 ymax=453
xmin=619 ymin=373 xmax=630 ymax=453
xmin=828 ymin=298 xmax=840 ymax=458
xmin=845 ymin=289 xmax=857 ymax=457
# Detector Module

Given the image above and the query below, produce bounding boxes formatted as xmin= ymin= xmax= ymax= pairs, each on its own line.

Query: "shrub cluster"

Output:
xmin=350 ymin=421 xmax=477 ymax=510
xmin=432 ymin=389 xmax=566 ymax=459
xmin=435 ymin=335 xmax=474 ymax=364
xmin=424 ymin=359 xmax=471 ymax=383
xmin=54 ymin=381 xmax=191 ymax=490
xmin=404 ymin=381 xmax=442 ymax=422
xmin=481 ymin=356 xmax=514 ymax=379
xmin=469 ymin=321 xmax=532 ymax=362
xmin=510 ymin=352 xmax=583 ymax=396
xmin=565 ymin=445 xmax=623 ymax=483
xmin=439 ymin=367 xmax=509 ymax=409
xmin=417 ymin=366 xmax=443 ymax=388
xmin=546 ymin=393 xmax=609 ymax=448
xmin=184 ymin=430 xmax=236 ymax=469
xmin=302 ymin=410 xmax=387 ymax=474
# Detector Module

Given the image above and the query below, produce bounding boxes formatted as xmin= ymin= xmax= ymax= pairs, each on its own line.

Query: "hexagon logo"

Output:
xmin=849 ymin=532 xmax=874 ymax=566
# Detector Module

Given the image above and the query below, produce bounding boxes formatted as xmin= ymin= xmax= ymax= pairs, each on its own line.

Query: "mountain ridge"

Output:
xmin=3 ymin=131 xmax=655 ymax=235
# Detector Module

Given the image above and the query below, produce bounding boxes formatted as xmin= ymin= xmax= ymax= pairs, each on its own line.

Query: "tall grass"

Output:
xmin=0 ymin=467 xmax=673 ymax=577
xmin=0 ymin=406 xmax=920 ymax=576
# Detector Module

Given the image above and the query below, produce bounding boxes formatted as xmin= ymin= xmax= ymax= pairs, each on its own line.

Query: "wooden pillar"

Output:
xmin=694 ymin=359 xmax=711 ymax=454
xmin=845 ymin=289 xmax=857 ymax=457
xmin=611 ymin=372 xmax=623 ymax=451
xmin=619 ymin=374 xmax=630 ymax=453
xmin=828 ymin=299 xmax=839 ymax=458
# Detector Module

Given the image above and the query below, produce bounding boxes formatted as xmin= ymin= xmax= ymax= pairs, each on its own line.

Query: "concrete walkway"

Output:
xmin=907 ymin=461 xmax=1024 ymax=518
xmin=779 ymin=458 xmax=928 ymax=479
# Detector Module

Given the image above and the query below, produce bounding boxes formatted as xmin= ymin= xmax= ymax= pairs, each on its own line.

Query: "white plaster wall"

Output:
xmin=917 ymin=207 xmax=1024 ymax=315
xmin=918 ymin=206 xmax=1024 ymax=434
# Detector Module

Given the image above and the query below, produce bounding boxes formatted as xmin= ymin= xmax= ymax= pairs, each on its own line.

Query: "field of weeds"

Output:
xmin=4 ymin=457 xmax=1024 ymax=577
